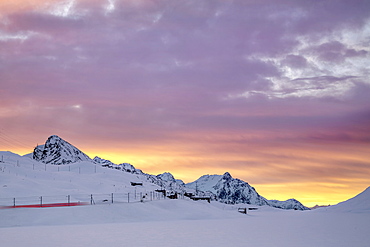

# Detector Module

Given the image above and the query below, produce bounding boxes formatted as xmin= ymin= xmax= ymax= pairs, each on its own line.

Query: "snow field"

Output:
xmin=1 ymin=151 xmax=370 ymax=246
xmin=0 ymin=202 xmax=369 ymax=247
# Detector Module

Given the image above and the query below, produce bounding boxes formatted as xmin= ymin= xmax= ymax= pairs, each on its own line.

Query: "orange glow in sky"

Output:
xmin=3 ymin=132 xmax=369 ymax=207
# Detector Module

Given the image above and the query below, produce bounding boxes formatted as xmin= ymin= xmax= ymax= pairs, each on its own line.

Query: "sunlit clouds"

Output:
xmin=1 ymin=0 xmax=370 ymax=206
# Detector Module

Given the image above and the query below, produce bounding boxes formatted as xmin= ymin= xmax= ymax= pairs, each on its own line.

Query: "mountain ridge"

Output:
xmin=30 ymin=135 xmax=309 ymax=210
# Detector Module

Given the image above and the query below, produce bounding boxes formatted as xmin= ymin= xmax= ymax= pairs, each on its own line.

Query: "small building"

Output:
xmin=130 ymin=182 xmax=143 ymax=186
xmin=190 ymin=196 xmax=211 ymax=203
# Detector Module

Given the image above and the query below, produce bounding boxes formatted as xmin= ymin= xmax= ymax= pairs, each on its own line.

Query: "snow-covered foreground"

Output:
xmin=1 ymin=150 xmax=369 ymax=246
xmin=1 ymin=200 xmax=369 ymax=247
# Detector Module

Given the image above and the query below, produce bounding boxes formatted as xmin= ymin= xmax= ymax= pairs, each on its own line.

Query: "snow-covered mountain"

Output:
xmin=155 ymin=172 xmax=186 ymax=192
xmin=269 ymin=199 xmax=309 ymax=210
xmin=186 ymin=172 xmax=269 ymax=205
xmin=33 ymin=135 xmax=92 ymax=165
xmin=157 ymin=172 xmax=185 ymax=186
xmin=186 ymin=172 xmax=309 ymax=210
xmin=29 ymin=135 xmax=309 ymax=210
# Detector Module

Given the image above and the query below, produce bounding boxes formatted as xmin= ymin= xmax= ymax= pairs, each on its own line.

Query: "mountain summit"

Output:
xmin=33 ymin=135 xmax=92 ymax=165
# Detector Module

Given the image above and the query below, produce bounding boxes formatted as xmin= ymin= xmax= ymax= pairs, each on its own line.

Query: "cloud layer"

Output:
xmin=1 ymin=0 xmax=370 ymax=206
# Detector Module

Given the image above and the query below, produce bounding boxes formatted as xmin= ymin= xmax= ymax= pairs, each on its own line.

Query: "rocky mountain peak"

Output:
xmin=33 ymin=135 xmax=91 ymax=165
xmin=222 ymin=172 xmax=232 ymax=181
xmin=47 ymin=135 xmax=62 ymax=145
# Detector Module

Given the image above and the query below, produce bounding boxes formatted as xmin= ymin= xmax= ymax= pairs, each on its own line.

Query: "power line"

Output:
xmin=0 ymin=130 xmax=36 ymax=151
xmin=0 ymin=128 xmax=37 ymax=143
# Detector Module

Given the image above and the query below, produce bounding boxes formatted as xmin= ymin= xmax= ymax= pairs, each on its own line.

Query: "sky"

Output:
xmin=1 ymin=0 xmax=370 ymax=207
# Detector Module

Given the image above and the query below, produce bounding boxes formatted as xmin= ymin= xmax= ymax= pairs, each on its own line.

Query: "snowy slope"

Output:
xmin=91 ymin=157 xmax=186 ymax=193
xmin=0 ymin=151 xmax=159 ymax=199
xmin=0 ymin=199 xmax=369 ymax=247
xmin=325 ymin=186 xmax=370 ymax=213
xmin=33 ymin=135 xmax=92 ymax=165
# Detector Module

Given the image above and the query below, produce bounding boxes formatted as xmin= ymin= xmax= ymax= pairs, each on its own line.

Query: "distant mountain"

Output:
xmin=310 ymin=205 xmax=330 ymax=210
xmin=327 ymin=187 xmax=370 ymax=213
xmin=186 ymin=172 xmax=309 ymax=210
xmin=157 ymin=172 xmax=185 ymax=186
xmin=33 ymin=135 xmax=92 ymax=165
xmin=155 ymin=172 xmax=186 ymax=192
xmin=186 ymin=172 xmax=269 ymax=205
xmin=269 ymin=199 xmax=309 ymax=210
